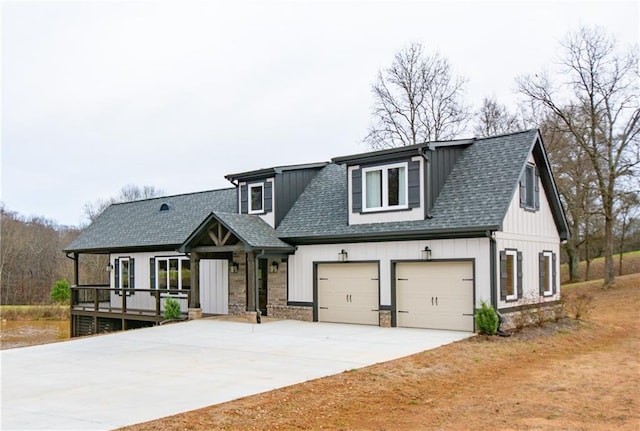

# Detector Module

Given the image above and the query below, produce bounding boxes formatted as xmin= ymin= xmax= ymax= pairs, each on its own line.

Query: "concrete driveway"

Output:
xmin=1 ymin=319 xmax=473 ymax=430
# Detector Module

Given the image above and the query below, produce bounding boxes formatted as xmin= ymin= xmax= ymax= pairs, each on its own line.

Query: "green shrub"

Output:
xmin=163 ymin=297 xmax=182 ymax=320
xmin=475 ymin=300 xmax=499 ymax=335
xmin=50 ymin=278 xmax=71 ymax=304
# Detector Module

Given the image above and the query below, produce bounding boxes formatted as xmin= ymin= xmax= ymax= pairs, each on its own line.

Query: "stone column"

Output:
xmin=188 ymin=252 xmax=202 ymax=319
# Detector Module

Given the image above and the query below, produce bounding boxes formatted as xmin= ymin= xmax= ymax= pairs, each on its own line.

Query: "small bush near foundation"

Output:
xmin=475 ymin=301 xmax=499 ymax=335
xmin=564 ymin=291 xmax=594 ymax=320
xmin=163 ymin=298 xmax=181 ymax=320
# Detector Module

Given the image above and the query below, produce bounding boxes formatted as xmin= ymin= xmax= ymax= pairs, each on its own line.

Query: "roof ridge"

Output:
xmin=108 ymin=187 xmax=236 ymax=207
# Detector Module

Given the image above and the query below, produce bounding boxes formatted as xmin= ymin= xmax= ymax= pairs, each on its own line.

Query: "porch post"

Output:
xmin=188 ymin=252 xmax=202 ymax=319
xmin=73 ymin=253 xmax=79 ymax=286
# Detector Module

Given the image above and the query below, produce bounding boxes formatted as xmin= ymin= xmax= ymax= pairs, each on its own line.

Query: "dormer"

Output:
xmin=333 ymin=139 xmax=473 ymax=225
xmin=225 ymin=162 xmax=327 ymax=228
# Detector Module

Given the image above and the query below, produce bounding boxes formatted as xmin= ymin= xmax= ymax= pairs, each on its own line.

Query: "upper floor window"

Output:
xmin=362 ymin=163 xmax=408 ymax=211
xmin=249 ymin=183 xmax=264 ymax=213
xmin=520 ymin=164 xmax=539 ymax=211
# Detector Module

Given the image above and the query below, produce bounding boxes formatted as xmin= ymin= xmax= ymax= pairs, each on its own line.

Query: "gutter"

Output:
xmin=488 ymin=231 xmax=497 ymax=310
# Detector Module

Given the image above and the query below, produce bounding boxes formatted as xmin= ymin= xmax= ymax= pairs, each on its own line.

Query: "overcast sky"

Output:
xmin=2 ymin=1 xmax=638 ymax=227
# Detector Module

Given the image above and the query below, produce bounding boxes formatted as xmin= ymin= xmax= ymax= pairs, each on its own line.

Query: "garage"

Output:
xmin=395 ymin=261 xmax=474 ymax=331
xmin=316 ymin=262 xmax=379 ymax=325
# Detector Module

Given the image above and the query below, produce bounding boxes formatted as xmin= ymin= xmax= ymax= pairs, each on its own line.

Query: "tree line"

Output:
xmin=1 ymin=26 xmax=638 ymax=304
xmin=364 ymin=26 xmax=639 ymax=286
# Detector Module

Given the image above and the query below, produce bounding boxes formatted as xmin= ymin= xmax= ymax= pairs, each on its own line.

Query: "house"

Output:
xmin=65 ymin=129 xmax=569 ymax=336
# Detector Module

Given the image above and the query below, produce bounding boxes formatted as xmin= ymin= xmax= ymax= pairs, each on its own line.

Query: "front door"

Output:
xmin=258 ymin=260 xmax=268 ymax=316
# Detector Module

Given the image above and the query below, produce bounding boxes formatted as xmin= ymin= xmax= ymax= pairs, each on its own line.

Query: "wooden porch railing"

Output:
xmin=70 ymin=285 xmax=192 ymax=319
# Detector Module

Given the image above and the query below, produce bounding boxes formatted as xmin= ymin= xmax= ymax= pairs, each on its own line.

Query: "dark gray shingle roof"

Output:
xmin=276 ymin=130 xmax=539 ymax=240
xmin=212 ymin=212 xmax=294 ymax=250
xmin=65 ymin=188 xmax=237 ymax=252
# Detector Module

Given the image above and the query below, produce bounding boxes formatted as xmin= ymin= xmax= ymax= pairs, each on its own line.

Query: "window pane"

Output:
xmin=251 ymin=186 xmax=263 ymax=212
xmin=181 ymin=260 xmax=191 ymax=290
xmin=158 ymin=260 xmax=167 ymax=289
xmin=169 ymin=259 xmax=179 ymax=289
xmin=121 ymin=260 xmax=129 ymax=289
xmin=365 ymin=170 xmax=382 ymax=208
xmin=505 ymin=254 xmax=514 ymax=296
xmin=544 ymin=255 xmax=551 ymax=293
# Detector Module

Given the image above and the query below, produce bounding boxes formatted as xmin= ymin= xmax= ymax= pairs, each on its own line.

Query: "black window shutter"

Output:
xmin=240 ymin=185 xmax=248 ymax=213
xmin=129 ymin=259 xmax=135 ymax=291
xmin=149 ymin=258 xmax=156 ymax=296
xmin=264 ymin=181 xmax=273 ymax=212
xmin=519 ymin=174 xmax=526 ymax=208
xmin=552 ymin=252 xmax=557 ymax=295
xmin=114 ymin=259 xmax=120 ymax=288
xmin=539 ymin=252 xmax=545 ymax=296
xmin=534 ymin=168 xmax=540 ymax=210
xmin=408 ymin=160 xmax=420 ymax=208
xmin=517 ymin=252 xmax=523 ymax=299
xmin=352 ymin=168 xmax=362 ymax=213
xmin=499 ymin=251 xmax=507 ymax=300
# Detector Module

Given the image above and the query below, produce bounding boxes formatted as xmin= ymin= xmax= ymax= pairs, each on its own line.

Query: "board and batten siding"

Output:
xmin=347 ymin=156 xmax=425 ymax=225
xmin=109 ymin=251 xmax=228 ymax=314
xmin=238 ymin=178 xmax=276 ymax=227
xmin=496 ymin=154 xmax=561 ymax=308
xmin=288 ymin=237 xmax=490 ymax=307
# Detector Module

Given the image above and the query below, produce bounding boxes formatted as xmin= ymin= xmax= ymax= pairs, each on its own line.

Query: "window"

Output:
xmin=249 ymin=183 xmax=264 ymax=213
xmin=520 ymin=164 xmax=539 ymax=210
xmin=500 ymin=249 xmax=521 ymax=301
xmin=362 ymin=163 xmax=407 ymax=211
xmin=539 ymin=251 xmax=555 ymax=296
xmin=156 ymin=257 xmax=191 ymax=293
xmin=114 ymin=257 xmax=135 ymax=296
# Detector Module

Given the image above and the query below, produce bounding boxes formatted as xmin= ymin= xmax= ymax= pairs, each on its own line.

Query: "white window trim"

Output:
xmin=523 ymin=164 xmax=536 ymax=210
xmin=118 ymin=257 xmax=130 ymax=289
xmin=248 ymin=183 xmax=264 ymax=214
xmin=155 ymin=257 xmax=190 ymax=294
xmin=361 ymin=162 xmax=409 ymax=212
xmin=505 ymin=249 xmax=518 ymax=301
xmin=542 ymin=251 xmax=553 ymax=296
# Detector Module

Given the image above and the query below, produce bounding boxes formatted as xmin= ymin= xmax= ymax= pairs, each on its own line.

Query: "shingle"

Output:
xmin=276 ymin=130 xmax=538 ymax=239
xmin=65 ymin=188 xmax=237 ymax=251
xmin=214 ymin=212 xmax=293 ymax=250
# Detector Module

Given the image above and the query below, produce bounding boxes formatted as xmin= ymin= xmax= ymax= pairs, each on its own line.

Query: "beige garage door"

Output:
xmin=396 ymin=261 xmax=474 ymax=331
xmin=317 ymin=263 xmax=379 ymax=325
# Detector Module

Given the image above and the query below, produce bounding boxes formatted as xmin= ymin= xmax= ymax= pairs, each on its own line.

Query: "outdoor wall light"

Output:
xmin=421 ymin=246 xmax=432 ymax=261
xmin=229 ymin=261 xmax=239 ymax=273
xmin=338 ymin=249 xmax=348 ymax=262
xmin=105 ymin=264 xmax=114 ymax=272
xmin=269 ymin=261 xmax=279 ymax=273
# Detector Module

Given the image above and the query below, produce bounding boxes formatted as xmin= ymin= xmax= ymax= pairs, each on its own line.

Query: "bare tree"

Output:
xmin=518 ymin=26 xmax=640 ymax=287
xmin=83 ymin=184 xmax=164 ymax=223
xmin=474 ymin=96 xmax=523 ymax=137
xmin=364 ymin=43 xmax=470 ymax=149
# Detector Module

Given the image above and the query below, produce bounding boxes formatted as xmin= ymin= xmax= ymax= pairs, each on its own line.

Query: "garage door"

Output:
xmin=395 ymin=261 xmax=474 ymax=331
xmin=317 ymin=263 xmax=379 ymax=325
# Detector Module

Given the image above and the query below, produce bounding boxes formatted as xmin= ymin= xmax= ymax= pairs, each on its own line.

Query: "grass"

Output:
xmin=0 ymin=305 xmax=70 ymax=321
xmin=561 ymin=249 xmax=640 ymax=283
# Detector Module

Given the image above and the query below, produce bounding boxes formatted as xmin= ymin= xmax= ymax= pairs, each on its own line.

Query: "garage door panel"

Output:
xmin=317 ymin=263 xmax=379 ymax=326
xmin=396 ymin=261 xmax=473 ymax=331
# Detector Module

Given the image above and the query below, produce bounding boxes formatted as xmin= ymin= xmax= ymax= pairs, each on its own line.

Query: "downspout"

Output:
xmin=419 ymin=146 xmax=433 ymax=219
xmin=255 ymin=249 xmax=267 ymax=324
xmin=488 ymin=231 xmax=497 ymax=310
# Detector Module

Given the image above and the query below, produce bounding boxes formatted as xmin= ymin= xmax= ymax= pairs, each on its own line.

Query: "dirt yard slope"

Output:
xmin=122 ymin=274 xmax=639 ymax=431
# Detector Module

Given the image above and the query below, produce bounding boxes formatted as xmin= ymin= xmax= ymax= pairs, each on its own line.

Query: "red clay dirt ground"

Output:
xmin=122 ymin=273 xmax=639 ymax=431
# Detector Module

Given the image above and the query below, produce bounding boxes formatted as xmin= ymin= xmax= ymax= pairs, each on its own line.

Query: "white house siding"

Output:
xmin=496 ymin=157 xmax=561 ymax=309
xmin=288 ymin=237 xmax=491 ymax=307
xmin=347 ymin=156 xmax=425 ymax=225
xmin=109 ymin=251 xmax=226 ymax=314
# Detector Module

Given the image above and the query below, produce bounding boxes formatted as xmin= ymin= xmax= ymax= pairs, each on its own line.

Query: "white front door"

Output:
xmin=200 ymin=259 xmax=228 ymax=315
